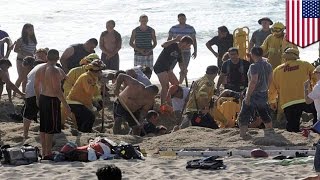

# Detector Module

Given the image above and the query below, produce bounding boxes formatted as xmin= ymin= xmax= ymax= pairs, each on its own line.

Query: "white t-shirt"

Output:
xmin=25 ymin=64 xmax=45 ymax=98
xmin=134 ymin=67 xmax=151 ymax=86
xmin=172 ymin=87 xmax=190 ymax=111
xmin=308 ymin=80 xmax=320 ymax=120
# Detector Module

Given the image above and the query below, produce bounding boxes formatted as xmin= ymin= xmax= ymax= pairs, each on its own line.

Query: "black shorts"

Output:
xmin=22 ymin=96 xmax=38 ymax=121
xmin=69 ymin=104 xmax=95 ymax=133
xmin=39 ymin=94 xmax=61 ymax=134
xmin=113 ymin=99 xmax=140 ymax=127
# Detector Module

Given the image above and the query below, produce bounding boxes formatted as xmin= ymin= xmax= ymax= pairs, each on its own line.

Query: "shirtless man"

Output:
xmin=99 ymin=20 xmax=122 ymax=71
xmin=0 ymin=59 xmax=25 ymax=99
xmin=34 ymin=49 xmax=71 ymax=158
xmin=113 ymin=73 xmax=159 ymax=135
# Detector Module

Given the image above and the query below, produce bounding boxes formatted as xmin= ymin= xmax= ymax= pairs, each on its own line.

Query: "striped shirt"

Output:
xmin=21 ymin=40 xmax=37 ymax=55
xmin=0 ymin=30 xmax=9 ymax=57
xmin=168 ymin=24 xmax=196 ymax=38
xmin=134 ymin=26 xmax=154 ymax=56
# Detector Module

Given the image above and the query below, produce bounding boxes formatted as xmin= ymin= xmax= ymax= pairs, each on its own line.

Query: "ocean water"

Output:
xmin=0 ymin=0 xmax=319 ymax=83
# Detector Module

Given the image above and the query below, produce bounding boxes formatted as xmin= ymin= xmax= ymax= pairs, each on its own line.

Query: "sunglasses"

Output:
xmin=314 ymin=71 xmax=320 ymax=74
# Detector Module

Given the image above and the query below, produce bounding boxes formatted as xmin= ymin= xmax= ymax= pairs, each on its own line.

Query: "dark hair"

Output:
xmin=218 ymin=26 xmax=229 ymax=34
xmin=146 ymin=110 xmax=159 ymax=120
xmin=0 ymin=59 xmax=12 ymax=67
xmin=115 ymin=70 xmax=126 ymax=79
xmin=178 ymin=13 xmax=186 ymax=18
xmin=146 ymin=84 xmax=159 ymax=94
xmin=96 ymin=165 xmax=122 ymax=180
xmin=228 ymin=47 xmax=239 ymax=54
xmin=107 ymin=20 xmax=115 ymax=27
xmin=206 ymin=65 xmax=219 ymax=75
xmin=251 ymin=47 xmax=263 ymax=57
xmin=180 ymin=36 xmax=193 ymax=45
xmin=47 ymin=49 xmax=60 ymax=62
xmin=22 ymin=56 xmax=35 ymax=67
xmin=87 ymin=38 xmax=98 ymax=46
xmin=21 ymin=23 xmax=37 ymax=45
xmin=139 ymin=14 xmax=148 ymax=20
xmin=142 ymin=66 xmax=152 ymax=79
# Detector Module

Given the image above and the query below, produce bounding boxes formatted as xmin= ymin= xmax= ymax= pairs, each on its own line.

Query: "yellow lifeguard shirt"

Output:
xmin=186 ymin=74 xmax=215 ymax=112
xmin=269 ymin=60 xmax=316 ymax=109
xmin=64 ymin=66 xmax=101 ymax=100
xmin=67 ymin=71 xmax=100 ymax=109
xmin=261 ymin=34 xmax=298 ymax=69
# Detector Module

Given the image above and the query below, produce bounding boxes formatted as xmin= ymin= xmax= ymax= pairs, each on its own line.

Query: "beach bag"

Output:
xmin=115 ymin=143 xmax=142 ymax=160
xmin=1 ymin=144 xmax=39 ymax=165
xmin=186 ymin=156 xmax=226 ymax=170
xmin=191 ymin=112 xmax=219 ymax=129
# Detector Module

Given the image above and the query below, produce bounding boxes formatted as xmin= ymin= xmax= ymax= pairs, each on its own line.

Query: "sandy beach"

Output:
xmin=0 ymin=94 xmax=319 ymax=180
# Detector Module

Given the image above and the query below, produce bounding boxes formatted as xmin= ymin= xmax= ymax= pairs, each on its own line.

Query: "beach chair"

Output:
xmin=233 ymin=27 xmax=250 ymax=61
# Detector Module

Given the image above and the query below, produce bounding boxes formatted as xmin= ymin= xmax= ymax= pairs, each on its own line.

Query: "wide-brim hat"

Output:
xmin=258 ymin=17 xmax=273 ymax=25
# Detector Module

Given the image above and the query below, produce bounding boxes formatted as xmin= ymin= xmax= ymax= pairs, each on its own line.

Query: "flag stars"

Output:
xmin=302 ymin=0 xmax=320 ymax=18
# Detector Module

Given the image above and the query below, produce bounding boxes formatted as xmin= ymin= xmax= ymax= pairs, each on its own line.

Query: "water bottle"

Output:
xmin=314 ymin=140 xmax=320 ymax=173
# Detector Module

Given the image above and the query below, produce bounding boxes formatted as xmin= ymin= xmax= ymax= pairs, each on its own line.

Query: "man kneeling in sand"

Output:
xmin=173 ymin=65 xmax=219 ymax=131
xmin=113 ymin=73 xmax=159 ymax=135
xmin=34 ymin=49 xmax=71 ymax=158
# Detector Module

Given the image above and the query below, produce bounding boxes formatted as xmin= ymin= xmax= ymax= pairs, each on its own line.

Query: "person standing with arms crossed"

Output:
xmin=34 ymin=49 xmax=71 ymax=159
xmin=129 ymin=14 xmax=157 ymax=69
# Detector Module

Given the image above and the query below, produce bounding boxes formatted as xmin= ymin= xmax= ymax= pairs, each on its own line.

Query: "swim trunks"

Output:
xmin=39 ymin=94 xmax=61 ymax=134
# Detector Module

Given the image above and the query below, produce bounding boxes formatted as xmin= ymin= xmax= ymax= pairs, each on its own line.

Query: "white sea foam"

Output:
xmin=0 ymin=0 xmax=318 ymax=83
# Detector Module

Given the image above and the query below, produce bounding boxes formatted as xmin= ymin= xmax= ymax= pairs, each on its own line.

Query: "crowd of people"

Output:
xmin=0 ymin=13 xmax=319 ymax=160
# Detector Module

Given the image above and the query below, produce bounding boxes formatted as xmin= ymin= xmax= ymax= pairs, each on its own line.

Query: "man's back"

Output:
xmin=248 ymin=59 xmax=272 ymax=93
xmin=38 ymin=64 xmax=64 ymax=97
xmin=271 ymin=60 xmax=315 ymax=108
xmin=185 ymin=75 xmax=215 ymax=112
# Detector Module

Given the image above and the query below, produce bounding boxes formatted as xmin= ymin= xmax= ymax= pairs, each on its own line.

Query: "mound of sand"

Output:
xmin=0 ymin=96 xmax=319 ymax=179
xmin=0 ymin=96 xmax=318 ymax=154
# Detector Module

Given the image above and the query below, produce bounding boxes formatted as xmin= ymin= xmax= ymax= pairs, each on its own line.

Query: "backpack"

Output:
xmin=186 ymin=156 xmax=226 ymax=170
xmin=115 ymin=143 xmax=143 ymax=160
xmin=1 ymin=144 xmax=40 ymax=165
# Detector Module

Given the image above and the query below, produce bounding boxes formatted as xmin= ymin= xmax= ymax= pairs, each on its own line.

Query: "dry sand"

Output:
xmin=0 ymin=96 xmax=319 ymax=180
